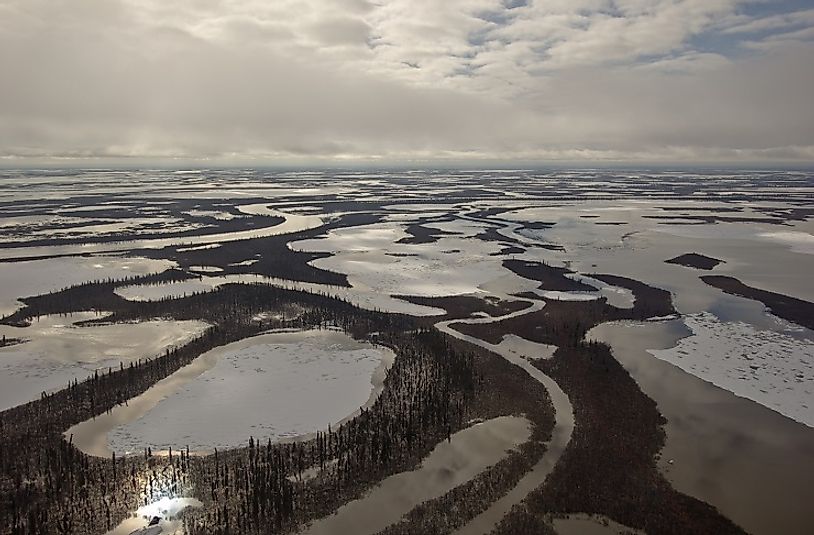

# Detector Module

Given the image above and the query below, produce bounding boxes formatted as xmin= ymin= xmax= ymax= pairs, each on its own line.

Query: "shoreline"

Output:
xmin=66 ymin=328 xmax=396 ymax=458
xmin=589 ymin=319 xmax=814 ymax=535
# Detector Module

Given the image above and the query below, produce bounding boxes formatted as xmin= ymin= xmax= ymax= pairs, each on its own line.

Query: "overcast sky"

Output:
xmin=1 ymin=0 xmax=813 ymax=166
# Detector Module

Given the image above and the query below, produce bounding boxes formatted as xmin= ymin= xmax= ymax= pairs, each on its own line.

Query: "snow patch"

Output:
xmin=649 ymin=312 xmax=814 ymax=427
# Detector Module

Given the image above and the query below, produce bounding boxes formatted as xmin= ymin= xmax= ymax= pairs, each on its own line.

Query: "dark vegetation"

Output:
xmin=396 ymin=223 xmax=460 ymax=245
xmin=657 ymin=206 xmax=744 ymax=213
xmin=451 ymin=274 xmax=673 ymax=348
xmin=0 ymin=219 xmax=112 ymax=244
xmin=666 ymin=253 xmax=724 ymax=270
xmin=519 ymin=221 xmax=556 ymax=230
xmin=465 ymin=207 xmax=516 ymax=220
xmin=0 ymin=213 xmax=374 ymax=327
xmin=379 ymin=375 xmax=551 ymax=535
xmin=522 ymin=340 xmax=744 ymax=535
xmin=451 ymin=275 xmax=744 ymax=534
xmin=490 ymin=245 xmax=525 ymax=256
xmin=2 ymin=174 xmax=796 ymax=534
xmin=1 ymin=268 xmax=195 ymax=327
xmin=474 ymin=227 xmax=513 ymax=243
xmin=0 ymin=268 xmax=555 ymax=535
xmin=702 ymin=275 xmax=814 ymax=330
xmin=491 ymin=509 xmax=557 ymax=535
xmin=0 ymin=202 xmax=283 ymax=249
xmin=503 ymin=259 xmax=596 ymax=293
xmin=184 ymin=325 xmax=480 ymax=535
xmin=135 ymin=213 xmax=381 ymax=286
xmin=755 ymin=206 xmax=814 ymax=222
xmin=375 ymin=333 xmax=556 ymax=535
xmin=474 ymin=226 xmax=563 ymax=252
xmin=0 ymin=336 xmax=24 ymax=348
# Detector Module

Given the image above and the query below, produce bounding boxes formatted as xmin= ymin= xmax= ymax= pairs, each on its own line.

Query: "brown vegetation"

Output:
xmin=702 ymin=275 xmax=814 ymax=330
xmin=503 ymin=259 xmax=596 ymax=292
xmin=666 ymin=253 xmax=724 ymax=270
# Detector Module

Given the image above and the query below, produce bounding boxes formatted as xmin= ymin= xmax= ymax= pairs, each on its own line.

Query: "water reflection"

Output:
xmin=588 ymin=320 xmax=814 ymax=535
xmin=302 ymin=416 xmax=530 ymax=535
xmin=0 ymin=313 xmax=208 ymax=411
xmin=68 ymin=329 xmax=395 ymax=456
xmin=0 ymin=209 xmax=323 ymax=261
xmin=437 ymin=302 xmax=575 ymax=535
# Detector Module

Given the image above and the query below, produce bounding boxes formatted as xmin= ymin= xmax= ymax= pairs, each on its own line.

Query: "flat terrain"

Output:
xmin=0 ymin=169 xmax=812 ymax=535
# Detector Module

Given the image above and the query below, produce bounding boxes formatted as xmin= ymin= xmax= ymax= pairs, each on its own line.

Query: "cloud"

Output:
xmin=743 ymin=26 xmax=814 ymax=50
xmin=0 ymin=0 xmax=812 ymax=164
xmin=307 ymin=17 xmax=372 ymax=47
xmin=722 ymin=8 xmax=814 ymax=35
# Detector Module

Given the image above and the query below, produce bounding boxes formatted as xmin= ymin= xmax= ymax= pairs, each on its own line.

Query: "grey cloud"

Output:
xmin=0 ymin=0 xmax=812 ymax=165
xmin=306 ymin=17 xmax=372 ymax=46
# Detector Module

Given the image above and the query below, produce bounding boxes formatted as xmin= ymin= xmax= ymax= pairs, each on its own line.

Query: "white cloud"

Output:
xmin=0 ymin=0 xmax=812 ymax=164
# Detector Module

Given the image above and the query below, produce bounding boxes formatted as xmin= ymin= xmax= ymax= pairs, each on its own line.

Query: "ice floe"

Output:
xmin=649 ymin=312 xmax=814 ymax=427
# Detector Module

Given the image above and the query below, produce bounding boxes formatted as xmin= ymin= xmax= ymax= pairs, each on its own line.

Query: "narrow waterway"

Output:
xmin=300 ymin=416 xmax=531 ymax=535
xmin=0 ymin=209 xmax=323 ymax=261
xmin=588 ymin=319 xmax=814 ymax=535
xmin=435 ymin=301 xmax=575 ymax=535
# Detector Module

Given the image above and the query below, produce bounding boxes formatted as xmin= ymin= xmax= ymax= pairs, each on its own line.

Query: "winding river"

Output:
xmin=435 ymin=302 xmax=575 ymax=535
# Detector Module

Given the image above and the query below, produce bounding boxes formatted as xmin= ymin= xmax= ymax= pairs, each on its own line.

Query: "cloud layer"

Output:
xmin=1 ymin=0 xmax=813 ymax=165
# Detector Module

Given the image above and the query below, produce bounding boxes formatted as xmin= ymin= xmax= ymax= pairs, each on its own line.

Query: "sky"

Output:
xmin=1 ymin=0 xmax=813 ymax=166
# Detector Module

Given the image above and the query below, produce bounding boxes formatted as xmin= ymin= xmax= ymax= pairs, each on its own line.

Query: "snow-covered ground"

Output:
xmin=0 ymin=314 xmax=209 ymax=411
xmin=502 ymin=201 xmax=814 ymax=305
xmin=105 ymin=497 xmax=202 ymax=535
xmin=493 ymin=334 xmax=557 ymax=361
xmin=72 ymin=330 xmax=395 ymax=455
xmin=649 ymin=312 xmax=814 ymax=427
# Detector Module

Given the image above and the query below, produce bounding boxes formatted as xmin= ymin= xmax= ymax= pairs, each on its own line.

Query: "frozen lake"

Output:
xmin=1 ymin=169 xmax=812 ymax=535
xmin=0 ymin=313 xmax=209 ymax=411
xmin=0 ymin=255 xmax=174 ymax=318
xmin=68 ymin=329 xmax=396 ymax=455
